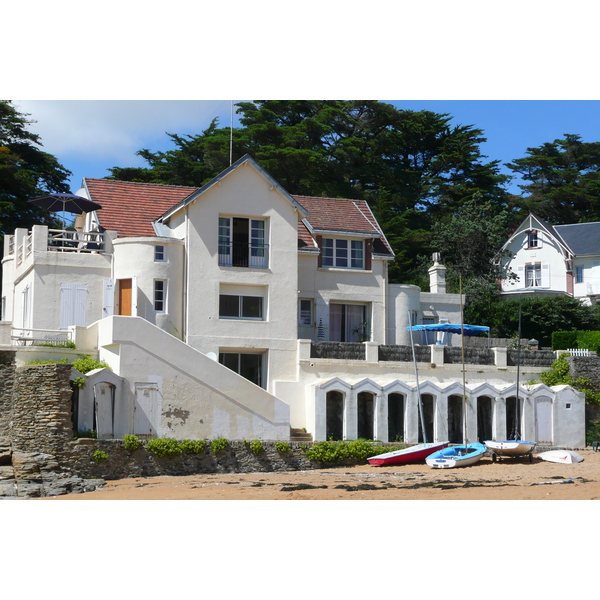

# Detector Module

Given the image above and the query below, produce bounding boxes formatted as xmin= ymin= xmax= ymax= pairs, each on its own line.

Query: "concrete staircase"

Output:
xmin=290 ymin=428 xmax=313 ymax=442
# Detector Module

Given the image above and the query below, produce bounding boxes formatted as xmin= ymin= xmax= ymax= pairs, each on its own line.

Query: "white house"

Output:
xmin=0 ymin=158 xmax=586 ymax=446
xmin=498 ymin=212 xmax=600 ymax=305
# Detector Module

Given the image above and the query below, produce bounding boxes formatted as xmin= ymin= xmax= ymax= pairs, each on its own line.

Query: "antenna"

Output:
xmin=230 ymin=100 xmax=234 ymax=166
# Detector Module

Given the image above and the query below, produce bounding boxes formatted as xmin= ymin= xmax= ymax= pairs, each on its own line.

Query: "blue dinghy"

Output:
xmin=426 ymin=443 xmax=487 ymax=469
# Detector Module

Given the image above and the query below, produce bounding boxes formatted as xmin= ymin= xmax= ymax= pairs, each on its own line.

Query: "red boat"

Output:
xmin=367 ymin=441 xmax=449 ymax=466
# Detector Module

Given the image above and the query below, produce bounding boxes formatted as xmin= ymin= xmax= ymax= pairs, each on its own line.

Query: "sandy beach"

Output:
xmin=40 ymin=448 xmax=600 ymax=500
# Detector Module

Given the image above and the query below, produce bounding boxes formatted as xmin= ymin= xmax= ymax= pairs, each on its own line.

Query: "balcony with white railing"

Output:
xmin=218 ymin=242 xmax=269 ymax=269
xmin=586 ymin=283 xmax=600 ymax=296
xmin=47 ymin=229 xmax=105 ymax=253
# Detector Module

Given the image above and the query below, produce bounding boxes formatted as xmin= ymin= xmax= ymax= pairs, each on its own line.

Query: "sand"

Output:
xmin=40 ymin=448 xmax=600 ymax=500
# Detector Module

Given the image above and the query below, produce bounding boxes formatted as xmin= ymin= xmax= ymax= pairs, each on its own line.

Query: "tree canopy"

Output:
xmin=0 ymin=100 xmax=71 ymax=238
xmin=507 ymin=133 xmax=600 ymax=224
xmin=109 ymin=100 xmax=511 ymax=284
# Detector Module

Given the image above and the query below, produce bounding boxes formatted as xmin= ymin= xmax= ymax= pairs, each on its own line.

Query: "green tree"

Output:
xmin=431 ymin=192 xmax=515 ymax=304
xmin=109 ymin=100 xmax=511 ymax=284
xmin=466 ymin=295 xmax=600 ymax=347
xmin=506 ymin=133 xmax=600 ymax=224
xmin=0 ymin=101 xmax=71 ymax=238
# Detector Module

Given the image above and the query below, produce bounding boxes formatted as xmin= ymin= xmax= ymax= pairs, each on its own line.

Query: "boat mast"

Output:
xmin=514 ymin=294 xmax=522 ymax=440
xmin=460 ymin=274 xmax=468 ymax=446
xmin=408 ymin=310 xmax=428 ymax=445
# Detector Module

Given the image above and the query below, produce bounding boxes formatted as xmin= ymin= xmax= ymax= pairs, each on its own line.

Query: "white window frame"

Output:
xmin=527 ymin=230 xmax=541 ymax=249
xmin=525 ymin=264 xmax=541 ymax=287
xmin=322 ymin=238 xmax=365 ymax=269
xmin=218 ymin=216 xmax=268 ymax=268
xmin=154 ymin=279 xmax=167 ymax=312
xmin=154 ymin=245 xmax=166 ymax=262
xmin=218 ymin=351 xmax=265 ymax=388
xmin=219 ymin=294 xmax=264 ymax=320
xmin=575 ymin=265 xmax=584 ymax=284
xmin=299 ymin=299 xmax=313 ymax=326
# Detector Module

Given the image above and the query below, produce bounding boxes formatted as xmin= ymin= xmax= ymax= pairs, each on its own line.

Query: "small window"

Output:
xmin=154 ymin=280 xmax=166 ymax=312
xmin=527 ymin=231 xmax=539 ymax=249
xmin=299 ymin=299 xmax=312 ymax=326
xmin=575 ymin=266 xmax=584 ymax=284
xmin=219 ymin=294 xmax=263 ymax=319
xmin=566 ymin=403 xmax=571 ymax=409
xmin=155 ymin=245 xmax=165 ymax=261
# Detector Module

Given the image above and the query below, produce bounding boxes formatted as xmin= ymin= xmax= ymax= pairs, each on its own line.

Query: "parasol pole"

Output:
xmin=408 ymin=311 xmax=428 ymax=445
xmin=460 ymin=274 xmax=468 ymax=448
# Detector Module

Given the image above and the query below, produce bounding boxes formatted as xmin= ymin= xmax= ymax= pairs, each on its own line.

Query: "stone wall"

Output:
xmin=0 ymin=351 xmax=16 ymax=436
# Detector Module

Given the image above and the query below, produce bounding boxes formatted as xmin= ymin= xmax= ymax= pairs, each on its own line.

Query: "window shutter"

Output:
xmin=316 ymin=235 xmax=322 ymax=268
xmin=365 ymin=239 xmax=372 ymax=270
xmin=541 ymin=264 xmax=550 ymax=288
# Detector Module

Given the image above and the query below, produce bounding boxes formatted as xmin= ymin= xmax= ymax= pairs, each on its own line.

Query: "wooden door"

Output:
xmin=119 ymin=279 xmax=132 ymax=316
xmin=133 ymin=383 xmax=158 ymax=437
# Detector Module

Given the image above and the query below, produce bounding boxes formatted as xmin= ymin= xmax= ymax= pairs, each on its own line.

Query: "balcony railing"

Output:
xmin=218 ymin=242 xmax=269 ymax=268
xmin=11 ymin=327 xmax=73 ymax=346
xmin=48 ymin=229 xmax=105 ymax=253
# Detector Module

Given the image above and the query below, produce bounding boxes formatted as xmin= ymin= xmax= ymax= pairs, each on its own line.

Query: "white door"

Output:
xmin=94 ymin=382 xmax=115 ymax=438
xmin=535 ymin=398 xmax=553 ymax=443
xmin=133 ymin=383 xmax=158 ymax=437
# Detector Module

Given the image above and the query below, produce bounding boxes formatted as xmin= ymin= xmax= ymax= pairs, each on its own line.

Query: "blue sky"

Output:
xmin=13 ymin=99 xmax=600 ymax=196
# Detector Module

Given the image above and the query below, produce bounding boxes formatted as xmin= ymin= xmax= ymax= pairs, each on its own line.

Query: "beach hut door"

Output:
xmin=535 ymin=397 xmax=553 ymax=444
xmin=133 ymin=382 xmax=158 ymax=437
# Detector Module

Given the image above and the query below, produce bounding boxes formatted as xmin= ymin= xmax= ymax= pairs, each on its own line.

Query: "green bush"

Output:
xmin=27 ymin=357 xmax=69 ymax=365
xmin=146 ymin=437 xmax=183 ymax=458
xmin=552 ymin=330 xmax=600 ymax=352
xmin=180 ymin=439 xmax=206 ymax=454
xmin=92 ymin=449 xmax=108 ymax=463
xmin=210 ymin=437 xmax=229 ymax=454
xmin=249 ymin=440 xmax=264 ymax=455
xmin=123 ymin=434 xmax=141 ymax=451
xmin=72 ymin=355 xmax=112 ymax=374
xmin=274 ymin=440 xmax=291 ymax=455
xmin=38 ymin=340 xmax=76 ymax=349
xmin=540 ymin=353 xmax=600 ymax=405
xmin=304 ymin=440 xmax=405 ymax=464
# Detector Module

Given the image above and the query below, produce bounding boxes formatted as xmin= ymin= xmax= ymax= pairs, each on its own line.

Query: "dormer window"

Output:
xmin=322 ymin=238 xmax=364 ymax=269
xmin=527 ymin=230 xmax=540 ymax=249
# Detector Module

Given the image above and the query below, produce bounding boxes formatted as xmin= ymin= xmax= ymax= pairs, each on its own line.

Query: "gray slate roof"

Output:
xmin=554 ymin=222 xmax=600 ymax=256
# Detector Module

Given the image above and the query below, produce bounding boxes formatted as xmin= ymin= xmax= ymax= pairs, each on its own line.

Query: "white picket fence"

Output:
xmin=567 ymin=348 xmax=592 ymax=357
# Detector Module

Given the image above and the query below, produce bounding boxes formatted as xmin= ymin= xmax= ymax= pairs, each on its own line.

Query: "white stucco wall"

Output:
xmin=112 ymin=236 xmax=184 ymax=337
xmin=502 ymin=227 xmax=569 ymax=294
xmin=175 ymin=161 xmax=301 ymax=394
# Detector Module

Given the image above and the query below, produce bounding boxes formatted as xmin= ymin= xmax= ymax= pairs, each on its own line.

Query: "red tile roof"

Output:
xmin=82 ymin=180 xmax=392 ymax=257
xmin=84 ymin=178 xmax=196 ymax=238
xmin=294 ymin=195 xmax=393 ymax=256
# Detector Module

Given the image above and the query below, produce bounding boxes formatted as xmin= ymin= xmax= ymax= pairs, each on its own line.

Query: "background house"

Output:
xmin=498 ymin=213 xmax=600 ymax=305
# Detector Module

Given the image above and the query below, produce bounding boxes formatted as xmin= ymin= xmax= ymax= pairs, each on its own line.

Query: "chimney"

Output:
xmin=429 ymin=253 xmax=446 ymax=293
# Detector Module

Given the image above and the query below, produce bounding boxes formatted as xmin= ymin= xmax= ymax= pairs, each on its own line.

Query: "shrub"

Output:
xmin=304 ymin=440 xmax=405 ymax=464
xmin=38 ymin=340 xmax=76 ymax=349
xmin=123 ymin=434 xmax=141 ymax=451
xmin=210 ymin=437 xmax=229 ymax=454
xmin=92 ymin=449 xmax=108 ymax=463
xmin=146 ymin=437 xmax=183 ymax=458
xmin=274 ymin=440 xmax=291 ymax=455
xmin=72 ymin=376 xmax=86 ymax=388
xmin=180 ymin=439 xmax=206 ymax=454
xmin=27 ymin=357 xmax=69 ymax=365
xmin=249 ymin=440 xmax=264 ymax=455
xmin=72 ymin=355 xmax=111 ymax=374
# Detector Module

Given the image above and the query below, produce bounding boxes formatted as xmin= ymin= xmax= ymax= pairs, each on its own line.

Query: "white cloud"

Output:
xmin=14 ymin=100 xmax=235 ymax=162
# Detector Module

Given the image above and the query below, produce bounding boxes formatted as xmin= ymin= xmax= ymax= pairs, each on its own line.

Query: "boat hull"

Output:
xmin=426 ymin=443 xmax=487 ymax=469
xmin=484 ymin=440 xmax=535 ymax=457
xmin=367 ymin=441 xmax=449 ymax=466
xmin=537 ymin=450 xmax=584 ymax=464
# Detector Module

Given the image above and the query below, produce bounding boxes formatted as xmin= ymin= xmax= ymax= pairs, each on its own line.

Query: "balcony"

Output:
xmin=47 ymin=229 xmax=105 ymax=253
xmin=218 ymin=242 xmax=269 ymax=268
